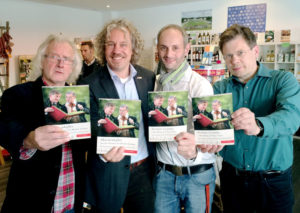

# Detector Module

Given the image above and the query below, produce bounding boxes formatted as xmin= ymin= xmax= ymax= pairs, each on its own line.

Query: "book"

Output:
xmin=152 ymin=109 xmax=184 ymax=124
xmin=196 ymin=113 xmax=228 ymax=127
xmin=49 ymin=106 xmax=84 ymax=122
xmin=102 ymin=117 xmax=135 ymax=134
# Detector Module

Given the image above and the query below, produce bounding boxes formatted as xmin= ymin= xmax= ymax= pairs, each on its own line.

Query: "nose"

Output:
xmin=57 ymin=58 xmax=65 ymax=67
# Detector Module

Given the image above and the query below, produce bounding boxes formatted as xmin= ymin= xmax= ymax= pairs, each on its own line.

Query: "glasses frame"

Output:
xmin=44 ymin=54 xmax=74 ymax=65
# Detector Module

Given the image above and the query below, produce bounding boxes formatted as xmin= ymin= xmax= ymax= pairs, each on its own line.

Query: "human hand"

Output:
xmin=222 ymin=111 xmax=228 ymax=117
xmin=148 ymin=110 xmax=157 ymax=115
xmin=77 ymin=104 xmax=84 ymax=110
xmin=197 ymin=144 xmax=224 ymax=153
xmin=98 ymin=119 xmax=107 ymax=125
xmin=23 ymin=125 xmax=70 ymax=151
xmin=177 ymin=108 xmax=183 ymax=114
xmin=128 ymin=118 xmax=134 ymax=124
xmin=174 ymin=132 xmax=197 ymax=160
xmin=231 ymin=107 xmax=260 ymax=135
xmin=193 ymin=115 xmax=201 ymax=119
xmin=44 ymin=107 xmax=54 ymax=113
xmin=102 ymin=147 xmax=125 ymax=162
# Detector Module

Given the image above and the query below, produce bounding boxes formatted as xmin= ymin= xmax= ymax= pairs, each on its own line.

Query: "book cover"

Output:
xmin=196 ymin=113 xmax=228 ymax=127
xmin=102 ymin=117 xmax=134 ymax=134
xmin=148 ymin=90 xmax=188 ymax=142
xmin=152 ymin=109 xmax=184 ymax=124
xmin=49 ymin=106 xmax=84 ymax=122
xmin=192 ymin=93 xmax=234 ymax=145
xmin=97 ymin=99 xmax=141 ymax=156
xmin=42 ymin=85 xmax=91 ymax=140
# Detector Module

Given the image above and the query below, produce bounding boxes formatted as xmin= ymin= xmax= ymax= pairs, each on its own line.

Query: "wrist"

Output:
xmin=190 ymin=147 xmax=198 ymax=161
xmin=255 ymin=119 xmax=264 ymax=137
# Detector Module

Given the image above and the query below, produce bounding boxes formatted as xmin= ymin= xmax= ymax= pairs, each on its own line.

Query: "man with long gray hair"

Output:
xmin=0 ymin=34 xmax=86 ymax=213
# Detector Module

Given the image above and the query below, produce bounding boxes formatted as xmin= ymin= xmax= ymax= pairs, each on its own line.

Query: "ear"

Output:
xmin=253 ymin=45 xmax=259 ymax=59
xmin=184 ymin=43 xmax=191 ymax=57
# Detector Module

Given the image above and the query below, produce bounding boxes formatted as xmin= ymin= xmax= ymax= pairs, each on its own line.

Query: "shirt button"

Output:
xmin=244 ymin=101 xmax=247 ymax=104
xmin=247 ymin=165 xmax=250 ymax=168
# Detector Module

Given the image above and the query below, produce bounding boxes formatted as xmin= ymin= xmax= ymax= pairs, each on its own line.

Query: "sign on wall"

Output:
xmin=182 ymin=9 xmax=212 ymax=31
xmin=227 ymin=3 xmax=266 ymax=32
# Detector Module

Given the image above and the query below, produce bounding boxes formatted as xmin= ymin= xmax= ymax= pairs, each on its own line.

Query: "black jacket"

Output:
xmin=0 ymin=77 xmax=87 ymax=213
xmin=79 ymin=64 xmax=155 ymax=213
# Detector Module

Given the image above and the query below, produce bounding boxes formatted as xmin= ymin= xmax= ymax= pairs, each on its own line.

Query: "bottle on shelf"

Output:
xmin=266 ymin=50 xmax=271 ymax=62
xmin=206 ymin=32 xmax=210 ymax=45
xmin=284 ymin=52 xmax=290 ymax=62
xmin=270 ymin=50 xmax=275 ymax=62
xmin=198 ymin=33 xmax=202 ymax=45
xmin=278 ymin=50 xmax=284 ymax=63
xmin=193 ymin=48 xmax=196 ymax=62
xmin=290 ymin=48 xmax=295 ymax=62
xmin=188 ymin=34 xmax=192 ymax=44
xmin=187 ymin=49 xmax=191 ymax=63
xmin=195 ymin=48 xmax=199 ymax=62
xmin=198 ymin=47 xmax=203 ymax=62
xmin=201 ymin=32 xmax=206 ymax=45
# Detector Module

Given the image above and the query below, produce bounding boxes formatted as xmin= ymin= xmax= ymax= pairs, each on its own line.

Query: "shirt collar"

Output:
xmin=107 ymin=64 xmax=137 ymax=82
xmin=84 ymin=58 xmax=96 ymax=66
xmin=231 ymin=61 xmax=271 ymax=84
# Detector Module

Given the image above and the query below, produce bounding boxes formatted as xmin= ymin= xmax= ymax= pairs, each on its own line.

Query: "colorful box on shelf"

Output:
xmin=191 ymin=64 xmax=227 ymax=85
xmin=192 ymin=64 xmax=226 ymax=76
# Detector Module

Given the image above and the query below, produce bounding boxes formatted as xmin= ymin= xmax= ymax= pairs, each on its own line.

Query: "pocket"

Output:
xmin=191 ymin=167 xmax=216 ymax=186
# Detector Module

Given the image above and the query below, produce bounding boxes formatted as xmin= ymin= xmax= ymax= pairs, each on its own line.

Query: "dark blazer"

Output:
xmin=174 ymin=105 xmax=187 ymax=125
xmin=75 ymin=101 xmax=90 ymax=122
xmin=79 ymin=65 xmax=155 ymax=213
xmin=0 ymin=77 xmax=87 ymax=213
xmin=77 ymin=59 xmax=101 ymax=84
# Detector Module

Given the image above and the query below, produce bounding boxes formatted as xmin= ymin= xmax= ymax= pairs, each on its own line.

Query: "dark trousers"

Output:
xmin=122 ymin=159 xmax=155 ymax=213
xmin=220 ymin=161 xmax=294 ymax=213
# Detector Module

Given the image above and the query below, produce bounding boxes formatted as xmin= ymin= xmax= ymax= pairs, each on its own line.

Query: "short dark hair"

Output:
xmin=81 ymin=41 xmax=94 ymax=49
xmin=197 ymin=100 xmax=208 ymax=105
xmin=219 ymin=24 xmax=257 ymax=52
xmin=154 ymin=94 xmax=164 ymax=100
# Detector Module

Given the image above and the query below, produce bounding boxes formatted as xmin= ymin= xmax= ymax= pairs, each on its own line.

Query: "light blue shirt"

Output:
xmin=214 ymin=62 xmax=300 ymax=171
xmin=107 ymin=64 xmax=148 ymax=163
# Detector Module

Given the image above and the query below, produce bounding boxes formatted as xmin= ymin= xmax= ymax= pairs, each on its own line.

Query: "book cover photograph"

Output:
xmin=192 ymin=93 xmax=234 ymax=145
xmin=97 ymin=99 xmax=141 ymax=155
xmin=42 ymin=85 xmax=91 ymax=140
xmin=148 ymin=91 xmax=188 ymax=142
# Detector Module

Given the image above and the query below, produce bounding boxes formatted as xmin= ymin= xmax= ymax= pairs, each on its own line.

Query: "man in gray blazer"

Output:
xmin=80 ymin=19 xmax=155 ymax=213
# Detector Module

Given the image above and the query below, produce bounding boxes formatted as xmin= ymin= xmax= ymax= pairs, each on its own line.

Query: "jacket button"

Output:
xmin=125 ymin=165 xmax=130 ymax=169
xmin=50 ymin=190 xmax=56 ymax=195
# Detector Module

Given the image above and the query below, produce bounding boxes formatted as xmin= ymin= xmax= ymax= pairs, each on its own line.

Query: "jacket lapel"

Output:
xmin=98 ymin=66 xmax=119 ymax=99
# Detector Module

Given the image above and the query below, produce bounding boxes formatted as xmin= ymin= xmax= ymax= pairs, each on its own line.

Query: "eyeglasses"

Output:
xmin=44 ymin=54 xmax=74 ymax=65
xmin=223 ymin=49 xmax=252 ymax=61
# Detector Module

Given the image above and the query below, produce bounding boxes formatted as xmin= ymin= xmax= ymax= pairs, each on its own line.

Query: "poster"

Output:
xmin=182 ymin=10 xmax=212 ymax=31
xmin=227 ymin=3 xmax=266 ymax=32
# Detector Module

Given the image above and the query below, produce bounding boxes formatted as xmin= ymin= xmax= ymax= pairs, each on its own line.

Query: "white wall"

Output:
xmin=0 ymin=0 xmax=104 ymax=86
xmin=1 ymin=0 xmax=300 ymax=86
xmin=117 ymin=0 xmax=300 ymax=70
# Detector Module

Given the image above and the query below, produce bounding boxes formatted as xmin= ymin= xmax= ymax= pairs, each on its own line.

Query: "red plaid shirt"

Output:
xmin=20 ymin=143 xmax=75 ymax=213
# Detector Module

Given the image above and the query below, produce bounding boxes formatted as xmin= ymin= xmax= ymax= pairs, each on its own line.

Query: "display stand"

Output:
xmin=0 ymin=21 xmax=11 ymax=97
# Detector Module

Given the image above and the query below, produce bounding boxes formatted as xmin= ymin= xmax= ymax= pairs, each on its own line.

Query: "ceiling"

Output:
xmin=17 ymin=0 xmax=205 ymax=11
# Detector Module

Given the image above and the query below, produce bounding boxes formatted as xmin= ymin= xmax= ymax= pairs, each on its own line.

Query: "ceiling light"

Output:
xmin=106 ymin=5 xmax=110 ymax=8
